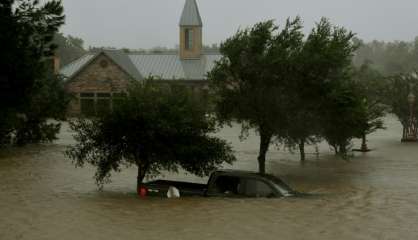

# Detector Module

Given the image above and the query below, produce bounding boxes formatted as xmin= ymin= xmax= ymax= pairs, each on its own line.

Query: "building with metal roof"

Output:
xmin=61 ymin=0 xmax=220 ymax=116
xmin=61 ymin=51 xmax=221 ymax=82
xmin=60 ymin=0 xmax=219 ymax=83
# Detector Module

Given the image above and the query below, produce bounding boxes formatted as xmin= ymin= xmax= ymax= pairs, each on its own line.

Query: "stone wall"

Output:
xmin=65 ymin=53 xmax=134 ymax=115
xmin=64 ymin=53 xmax=210 ymax=116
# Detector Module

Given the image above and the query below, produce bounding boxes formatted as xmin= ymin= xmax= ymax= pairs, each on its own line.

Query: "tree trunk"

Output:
xmin=361 ymin=134 xmax=369 ymax=152
xmin=299 ymin=139 xmax=305 ymax=162
xmin=332 ymin=144 xmax=339 ymax=155
xmin=136 ymin=162 xmax=148 ymax=194
xmin=340 ymin=143 xmax=347 ymax=157
xmin=137 ymin=166 xmax=145 ymax=190
xmin=258 ymin=131 xmax=272 ymax=174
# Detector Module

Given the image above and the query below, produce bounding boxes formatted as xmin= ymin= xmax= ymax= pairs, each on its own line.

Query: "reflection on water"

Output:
xmin=1 ymin=116 xmax=418 ymax=240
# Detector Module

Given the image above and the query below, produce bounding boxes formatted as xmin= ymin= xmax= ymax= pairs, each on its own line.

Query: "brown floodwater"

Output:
xmin=1 ymin=116 xmax=418 ymax=240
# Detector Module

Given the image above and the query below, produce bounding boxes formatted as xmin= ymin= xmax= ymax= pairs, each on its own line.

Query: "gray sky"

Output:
xmin=60 ymin=0 xmax=418 ymax=49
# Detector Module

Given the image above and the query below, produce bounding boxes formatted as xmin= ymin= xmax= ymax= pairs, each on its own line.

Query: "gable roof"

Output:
xmin=60 ymin=54 xmax=95 ymax=79
xmin=60 ymin=50 xmax=143 ymax=81
xmin=103 ymin=50 xmax=143 ymax=81
xmin=60 ymin=51 xmax=222 ymax=81
xmin=179 ymin=0 xmax=203 ymax=27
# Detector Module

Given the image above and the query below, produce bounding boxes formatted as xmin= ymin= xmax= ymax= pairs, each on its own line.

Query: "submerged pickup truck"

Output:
xmin=140 ymin=170 xmax=298 ymax=198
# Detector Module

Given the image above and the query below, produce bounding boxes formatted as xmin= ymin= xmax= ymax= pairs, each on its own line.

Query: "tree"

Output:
xmin=0 ymin=0 xmax=65 ymax=146
xmin=283 ymin=18 xmax=358 ymax=161
xmin=53 ymin=33 xmax=86 ymax=66
xmin=14 ymin=74 xmax=71 ymax=145
xmin=320 ymin=80 xmax=368 ymax=156
xmin=384 ymin=71 xmax=418 ymax=140
xmin=66 ymin=80 xmax=236 ymax=191
xmin=209 ymin=19 xmax=304 ymax=173
xmin=67 ymin=35 xmax=84 ymax=49
xmin=209 ymin=17 xmax=362 ymax=166
xmin=352 ymin=63 xmax=387 ymax=151
xmin=295 ymin=18 xmax=363 ymax=157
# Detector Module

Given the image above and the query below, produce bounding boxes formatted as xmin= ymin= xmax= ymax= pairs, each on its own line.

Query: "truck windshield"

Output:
xmin=264 ymin=176 xmax=294 ymax=196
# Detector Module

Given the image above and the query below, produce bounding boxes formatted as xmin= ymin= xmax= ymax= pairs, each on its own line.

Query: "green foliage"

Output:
xmin=66 ymin=80 xmax=236 ymax=189
xmin=209 ymin=18 xmax=304 ymax=172
xmin=53 ymin=33 xmax=86 ymax=66
xmin=210 ymin=17 xmax=361 ymax=165
xmin=284 ymin=18 xmax=358 ymax=159
xmin=320 ymin=80 xmax=368 ymax=155
xmin=384 ymin=71 xmax=418 ymax=133
xmin=353 ymin=63 xmax=387 ymax=137
xmin=0 ymin=0 xmax=66 ymax=146
xmin=14 ymin=74 xmax=71 ymax=145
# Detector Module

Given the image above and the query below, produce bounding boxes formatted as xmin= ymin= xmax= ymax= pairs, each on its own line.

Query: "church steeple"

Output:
xmin=179 ymin=0 xmax=203 ymax=60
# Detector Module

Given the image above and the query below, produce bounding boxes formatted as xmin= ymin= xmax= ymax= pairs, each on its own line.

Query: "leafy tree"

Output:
xmin=66 ymin=80 xmax=236 ymax=191
xmin=209 ymin=17 xmax=362 ymax=166
xmin=209 ymin=19 xmax=303 ymax=173
xmin=384 ymin=71 xmax=418 ymax=140
xmin=320 ymin=80 xmax=368 ymax=155
xmin=14 ymin=74 xmax=71 ymax=145
xmin=0 ymin=0 xmax=65 ymax=146
xmin=352 ymin=63 xmax=387 ymax=151
xmin=67 ymin=35 xmax=84 ymax=49
xmin=53 ymin=33 xmax=86 ymax=66
xmin=283 ymin=18 xmax=357 ymax=161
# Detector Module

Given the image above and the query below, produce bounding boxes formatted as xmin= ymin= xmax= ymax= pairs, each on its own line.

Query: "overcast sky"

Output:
xmin=59 ymin=0 xmax=418 ymax=49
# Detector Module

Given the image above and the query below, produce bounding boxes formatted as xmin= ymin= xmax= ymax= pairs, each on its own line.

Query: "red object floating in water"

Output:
xmin=138 ymin=186 xmax=148 ymax=198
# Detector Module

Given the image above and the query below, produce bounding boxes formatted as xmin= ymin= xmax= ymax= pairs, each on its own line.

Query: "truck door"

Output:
xmin=207 ymin=175 xmax=242 ymax=197
xmin=240 ymin=178 xmax=276 ymax=198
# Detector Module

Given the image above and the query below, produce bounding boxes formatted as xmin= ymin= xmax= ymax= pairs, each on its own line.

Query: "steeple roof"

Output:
xmin=179 ymin=0 xmax=203 ymax=27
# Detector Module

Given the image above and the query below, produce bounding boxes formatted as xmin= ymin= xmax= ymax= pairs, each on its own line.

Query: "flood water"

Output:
xmin=1 ymin=116 xmax=418 ymax=240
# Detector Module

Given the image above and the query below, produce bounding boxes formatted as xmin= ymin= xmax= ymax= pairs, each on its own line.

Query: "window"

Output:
xmin=185 ymin=29 xmax=193 ymax=50
xmin=96 ymin=93 xmax=111 ymax=116
xmin=79 ymin=92 xmax=114 ymax=117
xmin=240 ymin=178 xmax=275 ymax=198
xmin=80 ymin=93 xmax=95 ymax=98
xmin=80 ymin=93 xmax=95 ymax=117
xmin=212 ymin=176 xmax=241 ymax=196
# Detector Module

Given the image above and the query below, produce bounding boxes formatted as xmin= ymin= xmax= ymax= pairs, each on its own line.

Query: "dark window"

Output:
xmin=185 ymin=29 xmax=193 ymax=50
xmin=80 ymin=99 xmax=95 ymax=117
xmin=96 ymin=99 xmax=111 ymax=115
xmin=96 ymin=93 xmax=111 ymax=115
xmin=97 ymin=93 xmax=111 ymax=98
xmin=80 ymin=93 xmax=95 ymax=98
xmin=79 ymin=92 xmax=113 ymax=117
xmin=240 ymin=178 xmax=275 ymax=198
xmin=213 ymin=176 xmax=241 ymax=196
